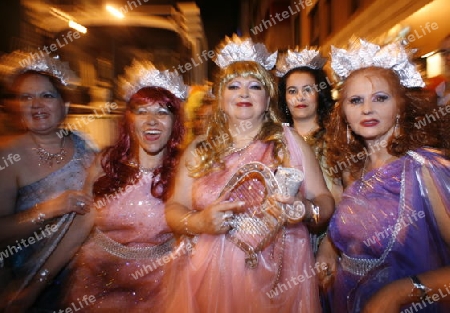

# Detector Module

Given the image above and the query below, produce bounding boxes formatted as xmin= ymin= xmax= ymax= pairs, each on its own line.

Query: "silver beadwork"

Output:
xmin=343 ymin=164 xmax=407 ymax=276
xmin=93 ymin=227 xmax=174 ymax=259
xmin=213 ymin=34 xmax=278 ymax=70
xmin=0 ymin=50 xmax=79 ymax=86
xmin=275 ymin=48 xmax=327 ymax=77
xmin=331 ymin=38 xmax=425 ymax=88
xmin=118 ymin=59 xmax=188 ymax=101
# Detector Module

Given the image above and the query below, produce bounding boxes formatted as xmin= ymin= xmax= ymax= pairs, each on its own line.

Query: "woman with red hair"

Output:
xmin=317 ymin=39 xmax=450 ymax=313
xmin=8 ymin=60 xmax=187 ymax=312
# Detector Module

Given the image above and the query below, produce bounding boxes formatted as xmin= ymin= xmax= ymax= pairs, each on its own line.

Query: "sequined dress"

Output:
xmin=1 ymin=132 xmax=95 ymax=309
xmin=62 ymin=171 xmax=175 ymax=312
xmin=329 ymin=148 xmax=450 ymax=312
xmin=164 ymin=128 xmax=321 ymax=313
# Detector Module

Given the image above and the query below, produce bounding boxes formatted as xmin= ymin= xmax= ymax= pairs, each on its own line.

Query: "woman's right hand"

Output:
xmin=316 ymin=235 xmax=338 ymax=290
xmin=38 ymin=190 xmax=93 ymax=219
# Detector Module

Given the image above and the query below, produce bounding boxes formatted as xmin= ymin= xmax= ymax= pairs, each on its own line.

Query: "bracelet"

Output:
xmin=284 ymin=201 xmax=306 ymax=224
xmin=180 ymin=211 xmax=196 ymax=236
xmin=37 ymin=268 xmax=50 ymax=284
xmin=310 ymin=202 xmax=320 ymax=224
xmin=19 ymin=204 xmax=46 ymax=225
xmin=409 ymin=275 xmax=432 ymax=301
xmin=304 ymin=199 xmax=319 ymax=224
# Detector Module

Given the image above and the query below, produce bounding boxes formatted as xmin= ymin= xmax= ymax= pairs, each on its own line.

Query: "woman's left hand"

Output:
xmin=271 ymin=193 xmax=307 ymax=224
xmin=362 ymin=281 xmax=405 ymax=313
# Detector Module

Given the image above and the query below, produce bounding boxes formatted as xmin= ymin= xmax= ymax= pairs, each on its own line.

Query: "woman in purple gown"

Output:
xmin=317 ymin=39 xmax=450 ymax=313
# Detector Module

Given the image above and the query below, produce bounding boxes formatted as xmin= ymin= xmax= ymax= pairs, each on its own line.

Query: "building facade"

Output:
xmin=242 ymin=0 xmax=450 ymax=79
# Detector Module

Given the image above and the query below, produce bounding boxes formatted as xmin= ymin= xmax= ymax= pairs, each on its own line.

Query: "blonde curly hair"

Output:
xmin=188 ymin=61 xmax=286 ymax=177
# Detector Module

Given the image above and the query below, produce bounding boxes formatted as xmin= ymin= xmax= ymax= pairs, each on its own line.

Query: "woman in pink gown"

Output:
xmin=56 ymin=60 xmax=187 ymax=311
xmin=164 ymin=35 xmax=334 ymax=313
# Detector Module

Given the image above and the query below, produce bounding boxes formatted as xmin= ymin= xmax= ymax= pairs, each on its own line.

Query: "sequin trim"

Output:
xmin=92 ymin=228 xmax=174 ymax=259
xmin=219 ymin=161 xmax=284 ymax=268
xmin=407 ymin=150 xmax=426 ymax=165
xmin=341 ymin=163 xmax=407 ymax=276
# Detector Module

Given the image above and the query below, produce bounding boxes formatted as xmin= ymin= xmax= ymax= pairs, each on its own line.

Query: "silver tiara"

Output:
xmin=275 ymin=48 xmax=327 ymax=77
xmin=119 ymin=59 xmax=188 ymax=101
xmin=331 ymin=38 xmax=424 ymax=88
xmin=213 ymin=34 xmax=278 ymax=70
xmin=0 ymin=50 xmax=79 ymax=86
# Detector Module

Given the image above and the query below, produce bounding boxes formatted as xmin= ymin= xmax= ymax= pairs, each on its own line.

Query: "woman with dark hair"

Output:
xmin=276 ymin=50 xmax=334 ymax=142
xmin=0 ymin=52 xmax=96 ymax=311
xmin=317 ymin=39 xmax=450 ymax=313
xmin=276 ymin=49 xmax=341 ymax=255
xmin=8 ymin=60 xmax=187 ymax=312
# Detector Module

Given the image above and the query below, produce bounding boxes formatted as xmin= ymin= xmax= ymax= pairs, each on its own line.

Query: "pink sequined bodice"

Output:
xmin=95 ymin=172 xmax=172 ymax=246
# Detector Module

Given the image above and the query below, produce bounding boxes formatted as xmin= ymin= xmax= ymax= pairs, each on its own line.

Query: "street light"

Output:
xmin=50 ymin=8 xmax=87 ymax=33
xmin=106 ymin=5 xmax=124 ymax=19
xmin=68 ymin=20 xmax=87 ymax=33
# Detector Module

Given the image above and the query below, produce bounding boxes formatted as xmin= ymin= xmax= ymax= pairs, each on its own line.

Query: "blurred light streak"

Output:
xmin=68 ymin=20 xmax=87 ymax=33
xmin=106 ymin=5 xmax=124 ymax=19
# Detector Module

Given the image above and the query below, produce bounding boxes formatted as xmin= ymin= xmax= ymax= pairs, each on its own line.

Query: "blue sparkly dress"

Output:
xmin=3 ymin=132 xmax=95 ymax=309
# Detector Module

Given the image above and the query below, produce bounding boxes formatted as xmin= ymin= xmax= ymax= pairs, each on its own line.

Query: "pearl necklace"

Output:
xmin=30 ymin=134 xmax=67 ymax=168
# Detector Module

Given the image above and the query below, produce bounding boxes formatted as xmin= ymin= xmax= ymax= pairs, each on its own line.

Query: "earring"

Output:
xmin=394 ymin=115 xmax=400 ymax=138
xmin=285 ymin=105 xmax=290 ymax=116
xmin=347 ymin=124 xmax=351 ymax=144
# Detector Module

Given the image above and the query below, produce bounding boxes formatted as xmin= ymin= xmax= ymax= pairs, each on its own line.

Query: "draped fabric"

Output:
xmin=61 ymin=172 xmax=175 ymax=312
xmin=1 ymin=133 xmax=95 ymax=310
xmin=329 ymin=148 xmax=450 ymax=313
xmin=164 ymin=126 xmax=320 ymax=313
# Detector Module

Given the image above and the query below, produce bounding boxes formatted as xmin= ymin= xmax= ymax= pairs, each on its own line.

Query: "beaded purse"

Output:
xmin=219 ymin=162 xmax=303 ymax=268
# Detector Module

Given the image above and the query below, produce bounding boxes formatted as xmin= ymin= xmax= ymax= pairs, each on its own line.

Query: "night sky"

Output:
xmin=195 ymin=0 xmax=241 ymax=80
xmin=195 ymin=0 xmax=241 ymax=50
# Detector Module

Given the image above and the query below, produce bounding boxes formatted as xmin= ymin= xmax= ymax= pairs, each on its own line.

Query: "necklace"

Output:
xmin=225 ymin=134 xmax=260 ymax=156
xmin=300 ymin=125 xmax=319 ymax=143
xmin=127 ymin=161 xmax=160 ymax=174
xmin=31 ymin=134 xmax=67 ymax=167
xmin=359 ymin=155 xmax=397 ymax=191
xmin=225 ymin=140 xmax=255 ymax=156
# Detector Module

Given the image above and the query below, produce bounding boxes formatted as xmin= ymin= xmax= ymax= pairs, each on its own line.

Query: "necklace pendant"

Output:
xmin=31 ymin=136 xmax=67 ymax=168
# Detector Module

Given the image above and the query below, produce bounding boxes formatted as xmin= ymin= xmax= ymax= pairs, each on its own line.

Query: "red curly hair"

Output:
xmin=93 ymin=86 xmax=184 ymax=201
xmin=325 ymin=66 xmax=442 ymax=181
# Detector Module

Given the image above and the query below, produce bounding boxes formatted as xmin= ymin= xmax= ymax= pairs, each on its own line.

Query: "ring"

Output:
xmin=76 ymin=200 xmax=86 ymax=207
xmin=223 ymin=212 xmax=233 ymax=220
xmin=323 ymin=264 xmax=332 ymax=276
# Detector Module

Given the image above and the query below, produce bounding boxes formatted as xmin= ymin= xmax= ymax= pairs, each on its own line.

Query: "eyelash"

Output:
xmin=227 ymin=84 xmax=262 ymax=90
xmin=374 ymin=95 xmax=389 ymax=102
xmin=349 ymin=97 xmax=363 ymax=104
xmin=287 ymin=89 xmax=297 ymax=94
xmin=349 ymin=95 xmax=389 ymax=104
xmin=135 ymin=109 xmax=170 ymax=115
